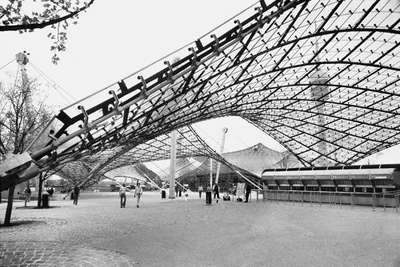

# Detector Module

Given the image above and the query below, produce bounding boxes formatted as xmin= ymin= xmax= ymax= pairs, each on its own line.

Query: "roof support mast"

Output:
xmin=169 ymin=130 xmax=177 ymax=199
xmin=215 ymin=127 xmax=228 ymax=185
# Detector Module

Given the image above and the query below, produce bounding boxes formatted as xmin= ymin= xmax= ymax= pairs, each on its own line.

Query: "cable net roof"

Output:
xmin=28 ymin=0 xmax=400 ymax=184
xmin=46 ymin=126 xmax=225 ymax=188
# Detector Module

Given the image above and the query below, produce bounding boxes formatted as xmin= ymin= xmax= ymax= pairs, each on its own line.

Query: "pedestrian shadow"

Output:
xmin=1 ymin=219 xmax=46 ymax=228
xmin=15 ymin=206 xmax=61 ymax=210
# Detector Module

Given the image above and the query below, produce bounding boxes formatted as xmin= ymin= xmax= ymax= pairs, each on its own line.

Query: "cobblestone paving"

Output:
xmin=1 ymin=192 xmax=400 ymax=267
xmin=0 ymin=192 xmax=154 ymax=267
xmin=0 ymin=241 xmax=137 ymax=266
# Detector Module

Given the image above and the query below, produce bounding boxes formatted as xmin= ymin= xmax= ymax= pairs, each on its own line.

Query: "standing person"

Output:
xmin=119 ymin=183 xmax=129 ymax=208
xmin=213 ymin=183 xmax=220 ymax=199
xmin=198 ymin=185 xmax=203 ymax=198
xmin=24 ymin=186 xmax=31 ymax=206
xmin=134 ymin=182 xmax=143 ymax=208
xmin=73 ymin=185 xmax=80 ymax=205
xmin=47 ymin=187 xmax=54 ymax=197
xmin=245 ymin=183 xmax=251 ymax=203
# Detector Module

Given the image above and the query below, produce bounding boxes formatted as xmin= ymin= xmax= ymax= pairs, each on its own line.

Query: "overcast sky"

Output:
xmin=1 ymin=0 xmax=399 ymax=162
xmin=0 ymin=0 xmax=286 ymax=153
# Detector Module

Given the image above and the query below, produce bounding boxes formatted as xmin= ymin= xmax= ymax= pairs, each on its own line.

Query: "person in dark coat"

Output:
xmin=245 ymin=183 xmax=251 ymax=203
xmin=213 ymin=183 xmax=220 ymax=199
xmin=73 ymin=185 xmax=80 ymax=205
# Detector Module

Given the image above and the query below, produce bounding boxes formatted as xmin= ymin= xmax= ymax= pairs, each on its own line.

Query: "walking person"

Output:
xmin=134 ymin=182 xmax=143 ymax=208
xmin=119 ymin=183 xmax=129 ymax=208
xmin=245 ymin=183 xmax=251 ymax=203
xmin=198 ymin=185 xmax=203 ymax=198
xmin=213 ymin=183 xmax=220 ymax=199
xmin=73 ymin=185 xmax=80 ymax=205
xmin=24 ymin=186 xmax=31 ymax=206
xmin=49 ymin=187 xmax=54 ymax=197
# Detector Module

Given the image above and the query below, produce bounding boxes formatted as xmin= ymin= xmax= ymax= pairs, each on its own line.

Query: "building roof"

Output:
xmin=222 ymin=143 xmax=302 ymax=175
xmin=4 ymin=0 xmax=400 ymax=192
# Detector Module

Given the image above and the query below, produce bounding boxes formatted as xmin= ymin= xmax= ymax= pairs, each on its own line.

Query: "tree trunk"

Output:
xmin=4 ymin=186 xmax=15 ymax=226
xmin=37 ymin=173 xmax=43 ymax=208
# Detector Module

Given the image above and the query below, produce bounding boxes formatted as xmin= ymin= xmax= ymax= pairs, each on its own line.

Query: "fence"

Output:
xmin=260 ymin=189 xmax=400 ymax=212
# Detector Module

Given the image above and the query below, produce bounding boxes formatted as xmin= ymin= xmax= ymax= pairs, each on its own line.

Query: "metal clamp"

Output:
xmin=255 ymin=7 xmax=264 ymax=26
xmin=164 ymin=61 xmax=175 ymax=84
xmin=48 ymin=129 xmax=59 ymax=150
xmin=47 ymin=130 xmax=58 ymax=162
xmin=234 ymin=20 xmax=243 ymax=40
xmin=48 ymin=129 xmax=57 ymax=142
xmin=188 ymin=47 xmax=200 ymax=68
xmin=78 ymin=135 xmax=87 ymax=151
xmin=109 ymin=90 xmax=122 ymax=113
xmin=138 ymin=76 xmax=148 ymax=98
xmin=210 ymin=34 xmax=221 ymax=56
xmin=77 ymin=105 xmax=89 ymax=128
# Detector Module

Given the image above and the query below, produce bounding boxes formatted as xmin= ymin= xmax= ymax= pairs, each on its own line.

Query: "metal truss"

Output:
xmin=47 ymin=126 xmax=225 ymax=189
xmin=18 ymin=0 xmax=400 ymax=186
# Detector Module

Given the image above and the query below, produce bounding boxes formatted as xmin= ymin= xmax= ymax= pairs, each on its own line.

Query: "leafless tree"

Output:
xmin=0 ymin=71 xmax=53 ymax=225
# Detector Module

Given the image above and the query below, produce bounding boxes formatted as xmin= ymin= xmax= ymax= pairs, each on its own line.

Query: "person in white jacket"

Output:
xmin=134 ymin=183 xmax=143 ymax=208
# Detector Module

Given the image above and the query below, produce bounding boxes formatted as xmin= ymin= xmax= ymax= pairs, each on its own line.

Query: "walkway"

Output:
xmin=1 ymin=191 xmax=400 ymax=266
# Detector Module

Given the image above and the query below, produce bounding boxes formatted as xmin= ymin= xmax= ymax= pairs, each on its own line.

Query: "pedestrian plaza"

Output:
xmin=1 ymin=191 xmax=400 ymax=267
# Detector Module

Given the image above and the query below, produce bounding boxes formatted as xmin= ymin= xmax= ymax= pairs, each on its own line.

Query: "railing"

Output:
xmin=261 ymin=189 xmax=400 ymax=212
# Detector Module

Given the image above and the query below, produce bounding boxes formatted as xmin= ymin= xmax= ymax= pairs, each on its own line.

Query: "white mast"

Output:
xmin=215 ymin=127 xmax=228 ymax=185
xmin=169 ymin=130 xmax=176 ymax=199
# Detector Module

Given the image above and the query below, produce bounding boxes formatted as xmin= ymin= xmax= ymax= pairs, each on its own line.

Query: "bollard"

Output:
xmin=206 ymin=191 xmax=212 ymax=205
xmin=42 ymin=192 xmax=49 ymax=208
xmin=292 ymin=191 xmax=295 ymax=205
xmin=372 ymin=193 xmax=376 ymax=211
xmin=319 ymin=192 xmax=321 ymax=206
xmin=383 ymin=194 xmax=386 ymax=212
xmin=161 ymin=190 xmax=166 ymax=199
xmin=351 ymin=193 xmax=354 ymax=209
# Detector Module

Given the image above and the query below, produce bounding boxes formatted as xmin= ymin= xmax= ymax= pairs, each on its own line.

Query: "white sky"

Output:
xmin=1 ymin=0 xmax=399 ymax=163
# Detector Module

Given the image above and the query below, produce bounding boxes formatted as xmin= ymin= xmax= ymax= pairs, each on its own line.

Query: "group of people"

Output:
xmin=23 ymin=186 xmax=56 ymax=205
xmin=69 ymin=183 xmax=143 ymax=207
xmin=46 ymin=187 xmax=55 ymax=197
xmin=197 ymin=183 xmax=253 ymax=202
xmin=119 ymin=183 xmax=143 ymax=208
xmin=197 ymin=183 xmax=221 ymax=199
xmin=69 ymin=181 xmax=253 ymax=207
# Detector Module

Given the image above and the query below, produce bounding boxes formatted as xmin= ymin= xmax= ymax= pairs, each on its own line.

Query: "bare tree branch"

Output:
xmin=0 ymin=0 xmax=95 ymax=32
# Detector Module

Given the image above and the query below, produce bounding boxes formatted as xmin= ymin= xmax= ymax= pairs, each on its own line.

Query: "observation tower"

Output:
xmin=309 ymin=56 xmax=330 ymax=166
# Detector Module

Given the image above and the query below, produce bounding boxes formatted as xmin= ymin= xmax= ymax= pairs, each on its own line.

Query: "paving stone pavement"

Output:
xmin=1 ymin=191 xmax=400 ymax=267
xmin=0 ymin=241 xmax=137 ymax=267
xmin=0 ymin=192 xmax=159 ymax=267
